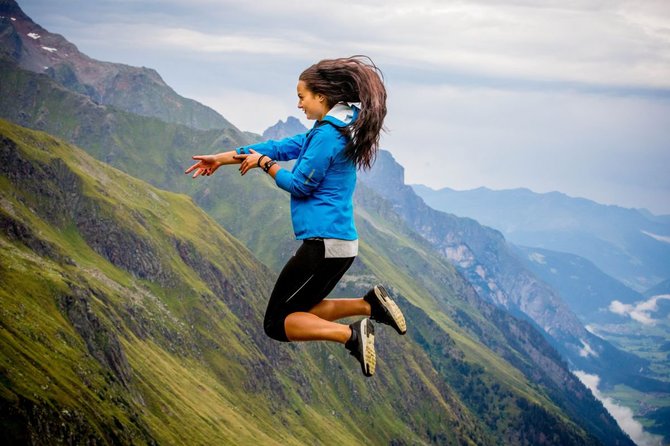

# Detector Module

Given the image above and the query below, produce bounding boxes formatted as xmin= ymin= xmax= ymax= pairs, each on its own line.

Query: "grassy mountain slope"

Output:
xmin=0 ymin=57 xmax=253 ymax=183
xmin=351 ymin=184 xmax=635 ymax=445
xmin=0 ymin=115 xmax=630 ymax=444
xmin=1 ymin=119 xmax=493 ymax=445
xmin=0 ymin=57 xmax=300 ymax=271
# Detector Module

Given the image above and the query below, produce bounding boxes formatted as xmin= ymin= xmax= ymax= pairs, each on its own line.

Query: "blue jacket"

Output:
xmin=237 ymin=104 xmax=359 ymax=240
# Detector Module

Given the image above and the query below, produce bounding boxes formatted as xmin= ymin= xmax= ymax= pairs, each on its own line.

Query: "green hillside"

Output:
xmin=0 ymin=119 xmax=632 ymax=444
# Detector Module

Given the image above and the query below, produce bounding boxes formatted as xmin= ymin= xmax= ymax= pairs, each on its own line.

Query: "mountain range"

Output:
xmin=412 ymin=185 xmax=670 ymax=293
xmin=513 ymin=246 xmax=643 ymax=324
xmin=0 ymin=116 xmax=627 ymax=445
xmin=411 ymin=161 xmax=670 ymax=443
xmin=0 ymin=0 xmax=653 ymax=444
xmin=359 ymin=151 xmax=670 ymax=397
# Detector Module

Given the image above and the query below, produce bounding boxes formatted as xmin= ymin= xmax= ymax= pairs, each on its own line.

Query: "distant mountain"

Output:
xmin=262 ymin=116 xmax=308 ymax=140
xmin=412 ymin=185 xmax=670 ymax=291
xmin=0 ymin=0 xmax=235 ymax=131
xmin=513 ymin=246 xmax=643 ymax=323
xmin=362 ymin=151 xmax=660 ymax=390
xmin=645 ymin=278 xmax=670 ymax=298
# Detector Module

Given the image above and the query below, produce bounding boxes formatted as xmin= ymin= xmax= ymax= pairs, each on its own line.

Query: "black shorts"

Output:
xmin=263 ymin=239 xmax=355 ymax=342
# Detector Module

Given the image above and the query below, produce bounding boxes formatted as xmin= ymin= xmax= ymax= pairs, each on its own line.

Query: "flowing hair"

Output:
xmin=299 ymin=55 xmax=387 ymax=170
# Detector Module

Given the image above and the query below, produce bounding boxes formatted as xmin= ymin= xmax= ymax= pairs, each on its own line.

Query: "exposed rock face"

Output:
xmin=0 ymin=201 xmax=72 ymax=265
xmin=0 ymin=135 xmax=174 ymax=286
xmin=58 ymin=286 xmax=133 ymax=388
xmin=412 ymin=184 xmax=670 ymax=291
xmin=360 ymin=150 xmax=583 ymax=334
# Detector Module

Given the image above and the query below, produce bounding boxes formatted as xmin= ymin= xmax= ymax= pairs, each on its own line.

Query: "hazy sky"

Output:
xmin=18 ymin=0 xmax=670 ymax=214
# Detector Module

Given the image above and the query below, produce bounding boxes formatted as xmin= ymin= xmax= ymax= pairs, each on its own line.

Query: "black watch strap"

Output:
xmin=263 ymin=160 xmax=277 ymax=173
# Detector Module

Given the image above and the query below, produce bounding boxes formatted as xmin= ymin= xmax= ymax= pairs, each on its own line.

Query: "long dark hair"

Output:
xmin=299 ymin=55 xmax=387 ymax=170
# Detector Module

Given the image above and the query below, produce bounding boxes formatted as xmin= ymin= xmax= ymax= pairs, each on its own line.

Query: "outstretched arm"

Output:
xmin=184 ymin=150 xmax=241 ymax=178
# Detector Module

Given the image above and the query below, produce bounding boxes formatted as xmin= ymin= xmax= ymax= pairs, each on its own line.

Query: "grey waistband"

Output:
xmin=323 ymin=238 xmax=358 ymax=258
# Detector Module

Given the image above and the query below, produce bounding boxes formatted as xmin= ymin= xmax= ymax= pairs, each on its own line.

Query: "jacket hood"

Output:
xmin=320 ymin=103 xmax=359 ymax=128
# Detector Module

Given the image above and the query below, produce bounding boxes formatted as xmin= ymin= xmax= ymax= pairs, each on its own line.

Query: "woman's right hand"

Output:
xmin=185 ymin=155 xmax=221 ymax=178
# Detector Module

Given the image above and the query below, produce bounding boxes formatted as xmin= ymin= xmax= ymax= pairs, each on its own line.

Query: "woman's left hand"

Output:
xmin=233 ymin=149 xmax=263 ymax=176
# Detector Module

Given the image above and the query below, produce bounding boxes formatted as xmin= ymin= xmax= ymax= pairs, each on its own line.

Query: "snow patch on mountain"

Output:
xmin=41 ymin=46 xmax=57 ymax=53
xmin=27 ymin=32 xmax=40 ymax=39
xmin=528 ymin=251 xmax=546 ymax=264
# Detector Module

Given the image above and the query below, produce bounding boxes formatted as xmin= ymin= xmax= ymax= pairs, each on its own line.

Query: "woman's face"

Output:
xmin=297 ymin=80 xmax=329 ymax=121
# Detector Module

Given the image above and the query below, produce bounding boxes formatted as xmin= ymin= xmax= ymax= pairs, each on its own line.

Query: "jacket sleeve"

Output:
xmin=236 ymin=133 xmax=306 ymax=161
xmin=274 ymin=128 xmax=335 ymax=197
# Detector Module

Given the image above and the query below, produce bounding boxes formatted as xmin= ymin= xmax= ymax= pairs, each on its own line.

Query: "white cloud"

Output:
xmin=63 ymin=22 xmax=315 ymax=56
xmin=574 ymin=371 xmax=663 ymax=446
xmin=579 ymin=339 xmax=598 ymax=358
xmin=26 ymin=0 xmax=670 ymax=89
xmin=641 ymin=230 xmax=670 ymax=244
xmin=187 ymin=87 xmax=296 ymax=134
xmin=384 ymin=82 xmax=670 ymax=213
xmin=609 ymin=295 xmax=670 ymax=325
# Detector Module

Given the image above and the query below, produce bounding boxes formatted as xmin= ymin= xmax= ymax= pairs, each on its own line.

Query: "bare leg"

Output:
xmin=283 ymin=299 xmax=372 ymax=343
xmin=308 ymin=298 xmax=371 ymax=321
xmin=284 ymin=312 xmax=352 ymax=343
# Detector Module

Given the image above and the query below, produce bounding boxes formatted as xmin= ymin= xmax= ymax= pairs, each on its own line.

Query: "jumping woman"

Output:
xmin=185 ymin=56 xmax=406 ymax=377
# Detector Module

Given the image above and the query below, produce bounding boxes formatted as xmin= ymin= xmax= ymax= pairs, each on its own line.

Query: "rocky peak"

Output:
xmin=363 ymin=149 xmax=406 ymax=192
xmin=0 ymin=0 xmax=235 ymax=131
xmin=1 ymin=0 xmax=76 ymax=71
xmin=0 ymin=0 xmax=24 ymax=18
xmin=261 ymin=116 xmax=308 ymax=141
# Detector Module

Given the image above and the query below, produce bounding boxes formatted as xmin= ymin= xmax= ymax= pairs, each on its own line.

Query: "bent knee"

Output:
xmin=263 ymin=315 xmax=290 ymax=342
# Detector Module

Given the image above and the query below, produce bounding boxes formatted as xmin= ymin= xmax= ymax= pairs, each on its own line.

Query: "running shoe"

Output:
xmin=346 ymin=318 xmax=376 ymax=377
xmin=364 ymin=285 xmax=407 ymax=335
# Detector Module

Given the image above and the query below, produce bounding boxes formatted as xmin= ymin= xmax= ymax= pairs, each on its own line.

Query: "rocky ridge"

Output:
xmin=359 ymin=150 xmax=649 ymax=385
xmin=0 ymin=0 xmax=235 ymax=131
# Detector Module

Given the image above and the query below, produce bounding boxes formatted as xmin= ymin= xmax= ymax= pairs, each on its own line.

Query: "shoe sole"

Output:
xmin=375 ymin=286 xmax=407 ymax=335
xmin=361 ymin=318 xmax=376 ymax=377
